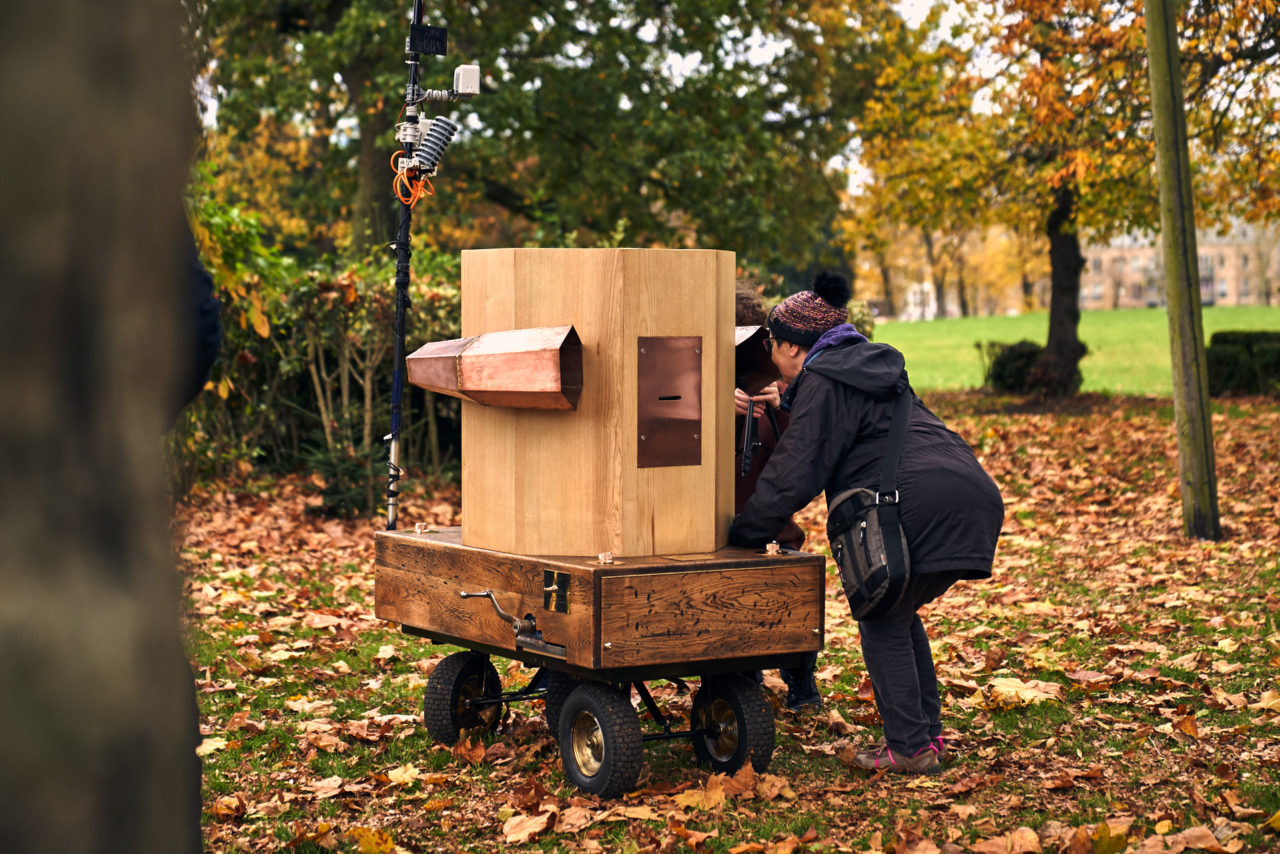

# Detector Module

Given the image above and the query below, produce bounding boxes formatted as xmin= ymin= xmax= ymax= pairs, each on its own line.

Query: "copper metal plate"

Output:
xmin=637 ymin=336 xmax=702 ymax=468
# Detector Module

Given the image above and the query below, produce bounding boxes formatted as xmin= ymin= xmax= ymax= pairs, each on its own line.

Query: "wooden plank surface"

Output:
xmin=457 ymin=248 xmax=734 ymax=557
xmin=374 ymin=530 xmax=825 ymax=670
xmin=714 ymin=250 xmax=736 ymax=545
xmin=598 ymin=564 xmax=824 ymax=668
xmin=377 ymin=529 xmax=817 ymax=571
xmin=375 ymin=532 xmax=595 ymax=666
xmin=621 ymin=249 xmax=734 ymax=555
xmin=461 ymin=249 xmax=624 ymax=556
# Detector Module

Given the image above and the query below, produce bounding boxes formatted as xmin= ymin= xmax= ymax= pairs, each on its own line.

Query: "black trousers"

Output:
xmin=858 ymin=571 xmax=966 ymax=754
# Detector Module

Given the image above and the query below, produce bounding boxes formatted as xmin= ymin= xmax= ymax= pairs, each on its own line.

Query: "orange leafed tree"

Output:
xmin=854 ymin=0 xmax=1279 ymax=392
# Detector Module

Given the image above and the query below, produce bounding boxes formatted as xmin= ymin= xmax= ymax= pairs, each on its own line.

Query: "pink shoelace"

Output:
xmin=872 ymin=745 xmax=935 ymax=768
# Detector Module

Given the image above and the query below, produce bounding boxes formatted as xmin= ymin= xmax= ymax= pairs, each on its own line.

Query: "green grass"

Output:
xmin=873 ymin=305 xmax=1280 ymax=393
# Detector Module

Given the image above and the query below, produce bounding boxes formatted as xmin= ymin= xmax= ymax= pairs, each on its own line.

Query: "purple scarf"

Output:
xmin=803 ymin=324 xmax=867 ymax=366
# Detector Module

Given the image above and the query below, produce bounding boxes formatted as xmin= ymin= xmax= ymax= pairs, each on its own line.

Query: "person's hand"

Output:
xmin=735 ymin=385 xmax=779 ymax=418
xmin=753 ymin=382 xmax=781 ymax=412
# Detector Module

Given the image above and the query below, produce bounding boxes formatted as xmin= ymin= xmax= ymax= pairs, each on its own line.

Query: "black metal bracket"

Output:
xmin=408 ymin=24 xmax=447 ymax=55
xmin=633 ymin=680 xmax=672 ymax=733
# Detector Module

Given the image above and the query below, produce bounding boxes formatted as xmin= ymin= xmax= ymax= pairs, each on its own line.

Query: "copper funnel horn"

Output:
xmin=406 ymin=324 xmax=583 ymax=410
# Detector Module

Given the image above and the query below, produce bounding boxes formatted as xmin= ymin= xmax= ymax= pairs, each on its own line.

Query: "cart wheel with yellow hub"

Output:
xmin=422 ymin=651 xmax=502 ymax=744
xmin=690 ymin=674 xmax=776 ymax=773
xmin=557 ymin=682 xmax=644 ymax=797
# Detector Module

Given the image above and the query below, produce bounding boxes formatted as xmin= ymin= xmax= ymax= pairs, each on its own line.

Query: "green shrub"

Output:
xmin=979 ymin=340 xmax=1044 ymax=394
xmin=849 ymin=300 xmax=876 ymax=341
xmin=172 ymin=168 xmax=466 ymax=499
xmin=1206 ymin=344 xmax=1255 ymax=395
xmin=303 ymin=442 xmax=379 ymax=519
xmin=1026 ymin=341 xmax=1087 ymax=397
xmin=1208 ymin=330 xmax=1280 ymax=353
xmin=1255 ymin=343 xmax=1280 ymax=395
xmin=1205 ymin=331 xmax=1280 ymax=395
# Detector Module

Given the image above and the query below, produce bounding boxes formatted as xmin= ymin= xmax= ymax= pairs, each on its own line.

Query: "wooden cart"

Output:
xmin=375 ymin=528 xmax=825 ymax=796
xmin=377 ymin=248 xmax=826 ymax=795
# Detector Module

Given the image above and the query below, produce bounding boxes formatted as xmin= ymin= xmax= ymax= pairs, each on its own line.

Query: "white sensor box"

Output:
xmin=454 ymin=64 xmax=481 ymax=96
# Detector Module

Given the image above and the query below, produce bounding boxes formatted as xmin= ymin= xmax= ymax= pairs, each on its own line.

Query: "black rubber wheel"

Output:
xmin=423 ymin=651 xmax=502 ymax=745
xmin=543 ymin=670 xmax=576 ymax=736
xmin=690 ymin=674 xmax=776 ymax=774
xmin=557 ymin=682 xmax=642 ymax=797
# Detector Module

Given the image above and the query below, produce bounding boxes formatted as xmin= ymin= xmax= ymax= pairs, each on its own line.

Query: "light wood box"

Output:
xmin=459 ymin=248 xmax=735 ymax=557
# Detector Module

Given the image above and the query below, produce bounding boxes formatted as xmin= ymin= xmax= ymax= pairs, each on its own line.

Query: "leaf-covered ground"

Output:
xmin=178 ymin=393 xmax=1280 ymax=853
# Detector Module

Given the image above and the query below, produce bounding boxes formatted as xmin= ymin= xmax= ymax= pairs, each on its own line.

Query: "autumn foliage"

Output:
xmin=179 ymin=393 xmax=1280 ymax=852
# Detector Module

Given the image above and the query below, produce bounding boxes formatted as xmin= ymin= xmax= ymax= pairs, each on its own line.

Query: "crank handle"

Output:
xmin=459 ymin=590 xmax=536 ymax=635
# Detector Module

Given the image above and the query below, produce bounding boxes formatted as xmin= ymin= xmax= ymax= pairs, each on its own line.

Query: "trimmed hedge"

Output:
xmin=1256 ymin=344 xmax=1280 ymax=394
xmin=1205 ymin=331 xmax=1280 ymax=395
xmin=1208 ymin=330 xmax=1280 ymax=352
xmin=1207 ymin=345 xmax=1254 ymax=395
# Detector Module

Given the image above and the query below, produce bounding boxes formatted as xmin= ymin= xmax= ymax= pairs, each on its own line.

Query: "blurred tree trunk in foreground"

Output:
xmin=0 ymin=1 xmax=202 ymax=851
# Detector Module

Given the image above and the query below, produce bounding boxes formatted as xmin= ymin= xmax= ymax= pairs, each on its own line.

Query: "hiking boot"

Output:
xmin=852 ymin=743 xmax=941 ymax=775
xmin=781 ymin=668 xmax=823 ymax=711
xmin=785 ymin=690 xmax=824 ymax=712
xmin=868 ymin=735 xmax=952 ymax=763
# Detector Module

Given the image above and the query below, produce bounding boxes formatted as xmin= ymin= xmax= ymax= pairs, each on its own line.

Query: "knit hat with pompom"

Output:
xmin=767 ymin=272 xmax=853 ymax=348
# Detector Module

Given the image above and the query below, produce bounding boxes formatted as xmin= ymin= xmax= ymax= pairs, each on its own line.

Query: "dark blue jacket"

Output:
xmin=729 ymin=340 xmax=1003 ymax=577
xmin=177 ymin=222 xmax=222 ymax=415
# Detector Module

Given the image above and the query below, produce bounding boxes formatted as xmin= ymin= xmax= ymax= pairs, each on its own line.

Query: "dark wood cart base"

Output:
xmin=375 ymin=528 xmax=826 ymax=796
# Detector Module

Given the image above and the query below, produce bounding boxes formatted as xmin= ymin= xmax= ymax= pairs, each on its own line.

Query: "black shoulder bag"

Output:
xmin=825 ymin=390 xmax=912 ymax=621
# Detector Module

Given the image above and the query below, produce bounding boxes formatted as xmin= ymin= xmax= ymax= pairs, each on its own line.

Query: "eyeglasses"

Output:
xmin=762 ymin=336 xmax=775 ymax=353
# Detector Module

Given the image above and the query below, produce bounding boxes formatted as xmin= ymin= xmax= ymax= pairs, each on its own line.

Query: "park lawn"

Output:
xmin=873 ymin=305 xmax=1280 ymax=393
xmin=179 ymin=393 xmax=1280 ymax=853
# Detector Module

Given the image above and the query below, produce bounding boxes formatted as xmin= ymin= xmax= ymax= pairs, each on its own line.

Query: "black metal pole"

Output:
xmin=385 ymin=0 xmax=426 ymax=531
xmin=386 ymin=204 xmax=412 ymax=531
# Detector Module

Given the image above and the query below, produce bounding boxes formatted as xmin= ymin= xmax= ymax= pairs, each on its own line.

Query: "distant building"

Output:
xmin=1081 ymin=222 xmax=1279 ymax=309
xmin=899 ymin=281 xmax=938 ymax=321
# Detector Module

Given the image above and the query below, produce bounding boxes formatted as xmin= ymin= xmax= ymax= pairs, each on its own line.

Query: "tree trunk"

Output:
xmin=957 ymin=264 xmax=971 ymax=317
xmin=1 ymin=2 xmax=201 ymax=851
xmin=1256 ymin=241 xmax=1275 ymax=307
xmin=877 ymin=254 xmax=896 ymax=317
xmin=307 ymin=334 xmax=336 ymax=453
xmin=921 ymin=230 xmax=947 ymax=319
xmin=1145 ymin=0 xmax=1220 ymax=539
xmin=1032 ymin=183 xmax=1088 ymax=395
xmin=339 ymin=332 xmax=352 ymax=447
xmin=350 ymin=60 xmax=394 ymax=254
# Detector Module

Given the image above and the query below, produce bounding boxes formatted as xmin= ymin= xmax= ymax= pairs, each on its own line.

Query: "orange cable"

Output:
xmin=390 ymin=147 xmax=437 ymax=208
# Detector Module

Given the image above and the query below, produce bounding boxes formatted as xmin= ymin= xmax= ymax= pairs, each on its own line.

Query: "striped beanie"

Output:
xmin=767 ymin=272 xmax=853 ymax=348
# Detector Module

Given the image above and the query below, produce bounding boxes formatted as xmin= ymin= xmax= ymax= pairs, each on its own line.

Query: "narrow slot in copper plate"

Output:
xmin=637 ymin=336 xmax=702 ymax=468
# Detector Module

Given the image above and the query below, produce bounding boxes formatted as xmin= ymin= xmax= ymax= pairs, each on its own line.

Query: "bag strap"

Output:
xmin=878 ymin=389 xmax=912 ymax=500
xmin=826 ymin=389 xmax=913 ymax=539
xmin=877 ymin=389 xmax=912 ymax=596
